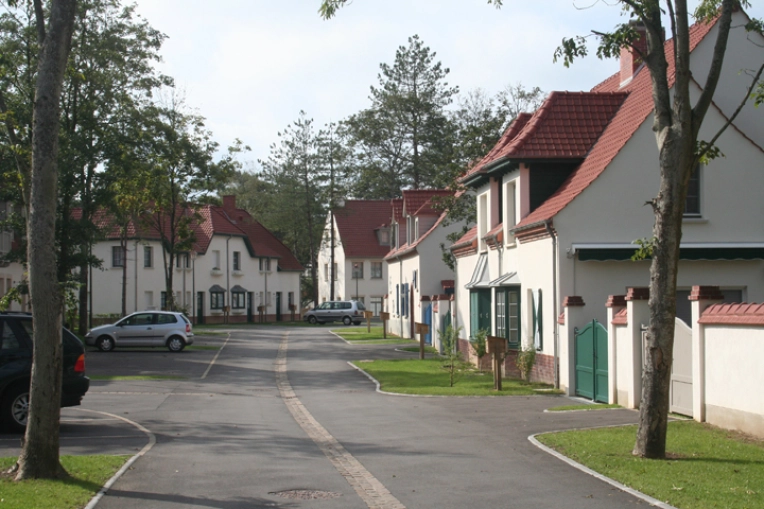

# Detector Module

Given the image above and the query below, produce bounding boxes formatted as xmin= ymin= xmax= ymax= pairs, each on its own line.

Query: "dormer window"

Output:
xmin=377 ymin=228 xmax=390 ymax=246
xmin=407 ymin=216 xmax=413 ymax=245
xmin=684 ymin=165 xmax=701 ymax=217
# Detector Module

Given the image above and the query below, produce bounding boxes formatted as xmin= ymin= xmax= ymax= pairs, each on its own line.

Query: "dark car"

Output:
xmin=0 ymin=312 xmax=90 ymax=432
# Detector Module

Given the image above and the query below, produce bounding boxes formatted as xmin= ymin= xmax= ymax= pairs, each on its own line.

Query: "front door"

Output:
xmin=423 ymin=303 xmax=432 ymax=345
xmin=575 ymin=320 xmax=609 ymax=403
xmin=196 ymin=292 xmax=205 ymax=325
xmin=470 ymin=289 xmax=491 ymax=338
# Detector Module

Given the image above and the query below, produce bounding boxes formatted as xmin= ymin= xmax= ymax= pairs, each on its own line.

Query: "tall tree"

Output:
xmin=141 ymin=91 xmax=246 ymax=312
xmin=344 ymin=34 xmax=458 ymax=198
xmin=259 ymin=111 xmax=327 ymax=306
xmin=321 ymin=0 xmax=764 ymax=459
xmin=10 ymin=0 xmax=77 ymax=480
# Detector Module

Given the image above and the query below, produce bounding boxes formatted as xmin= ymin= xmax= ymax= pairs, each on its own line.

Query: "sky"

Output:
xmin=130 ymin=0 xmax=764 ymax=166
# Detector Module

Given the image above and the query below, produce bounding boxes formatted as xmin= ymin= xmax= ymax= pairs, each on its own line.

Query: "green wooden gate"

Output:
xmin=574 ymin=320 xmax=608 ymax=403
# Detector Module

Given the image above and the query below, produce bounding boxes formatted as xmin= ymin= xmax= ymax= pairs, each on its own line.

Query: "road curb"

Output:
xmin=78 ymin=409 xmax=156 ymax=509
xmin=528 ymin=432 xmax=679 ymax=509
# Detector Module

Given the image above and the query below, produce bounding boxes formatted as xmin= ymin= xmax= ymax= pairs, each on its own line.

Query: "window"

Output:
xmin=496 ymin=288 xmax=521 ymax=349
xmin=378 ymin=228 xmax=390 ymax=246
xmin=233 ymin=251 xmax=241 ymax=271
xmin=396 ymin=284 xmax=400 ymax=315
xmin=144 ymin=246 xmax=153 ymax=268
xmin=324 ymin=263 xmax=329 ymax=282
xmin=231 ymin=291 xmax=246 ymax=309
xmin=369 ymin=296 xmax=383 ymax=316
xmin=684 ymin=165 xmax=701 ymax=217
xmin=156 ymin=313 xmax=177 ymax=324
xmin=478 ymin=193 xmax=488 ymax=252
xmin=371 ymin=262 xmax=383 ymax=279
xmin=176 ymin=253 xmax=189 ymax=268
xmin=259 ymin=258 xmax=271 ymax=271
xmin=505 ymin=181 xmax=517 ymax=245
xmin=145 ymin=291 xmax=154 ymax=309
xmin=531 ymin=289 xmax=543 ymax=351
xmin=160 ymin=291 xmax=167 ymax=310
xmin=0 ymin=322 xmax=19 ymax=351
xmin=112 ymin=246 xmax=124 ymax=267
xmin=333 ymin=263 xmax=337 ymax=280
xmin=352 ymin=262 xmax=364 ymax=279
xmin=210 ymin=290 xmax=225 ymax=310
xmin=288 ymin=292 xmax=294 ymax=308
xmin=213 ymin=250 xmax=221 ymax=269
xmin=407 ymin=216 xmax=413 ymax=245
xmin=121 ymin=313 xmax=154 ymax=326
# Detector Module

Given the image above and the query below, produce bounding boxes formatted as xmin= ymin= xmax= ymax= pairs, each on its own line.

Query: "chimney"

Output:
xmin=620 ymin=21 xmax=648 ymax=85
xmin=222 ymin=195 xmax=236 ymax=212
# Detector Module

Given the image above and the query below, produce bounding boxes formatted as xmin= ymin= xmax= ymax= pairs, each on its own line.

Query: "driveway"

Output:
xmin=6 ymin=327 xmax=647 ymax=508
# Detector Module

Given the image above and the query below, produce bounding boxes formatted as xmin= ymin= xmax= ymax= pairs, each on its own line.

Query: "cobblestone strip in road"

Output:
xmin=275 ymin=332 xmax=406 ymax=509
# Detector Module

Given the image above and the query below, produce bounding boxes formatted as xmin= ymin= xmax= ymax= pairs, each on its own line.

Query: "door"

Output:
xmin=470 ymin=289 xmax=491 ymax=338
xmin=575 ymin=320 xmax=609 ymax=403
xmin=275 ymin=292 xmax=282 ymax=322
xmin=196 ymin=292 xmax=205 ymax=325
xmin=117 ymin=312 xmax=156 ymax=346
xmin=423 ymin=303 xmax=432 ymax=345
xmin=247 ymin=292 xmax=254 ymax=323
xmin=670 ymin=317 xmax=693 ymax=416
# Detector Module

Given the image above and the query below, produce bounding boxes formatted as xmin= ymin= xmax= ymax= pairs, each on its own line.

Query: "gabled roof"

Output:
xmin=391 ymin=199 xmax=404 ymax=223
xmin=80 ymin=197 xmax=303 ymax=272
xmin=513 ymin=18 xmax=718 ymax=231
xmin=401 ymin=190 xmax=452 ymax=217
xmin=332 ymin=200 xmax=392 ymax=258
xmin=386 ymin=189 xmax=455 ymax=261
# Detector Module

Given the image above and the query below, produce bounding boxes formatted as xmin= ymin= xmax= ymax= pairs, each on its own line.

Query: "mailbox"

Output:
xmin=487 ymin=336 xmax=507 ymax=355
xmin=363 ymin=311 xmax=374 ymax=319
xmin=380 ymin=312 xmax=390 ymax=321
xmin=415 ymin=323 xmax=430 ymax=335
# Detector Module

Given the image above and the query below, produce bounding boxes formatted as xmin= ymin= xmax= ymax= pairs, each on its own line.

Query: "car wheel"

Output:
xmin=167 ymin=336 xmax=186 ymax=352
xmin=308 ymin=316 xmax=317 ymax=325
xmin=97 ymin=335 xmax=115 ymax=352
xmin=343 ymin=316 xmax=352 ymax=326
xmin=1 ymin=384 xmax=29 ymax=433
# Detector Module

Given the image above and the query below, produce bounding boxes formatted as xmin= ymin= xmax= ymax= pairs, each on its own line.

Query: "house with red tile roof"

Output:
xmin=451 ymin=10 xmax=764 ymax=397
xmin=385 ymin=189 xmax=467 ymax=341
xmin=317 ymin=200 xmax=392 ymax=315
xmin=88 ymin=195 xmax=302 ymax=324
xmin=0 ymin=201 xmax=27 ymax=312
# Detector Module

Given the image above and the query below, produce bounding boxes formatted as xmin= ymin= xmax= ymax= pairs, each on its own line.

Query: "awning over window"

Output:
xmin=576 ymin=244 xmax=764 ymax=262
xmin=489 ymin=272 xmax=520 ymax=287
xmin=465 ymin=253 xmax=490 ymax=289
xmin=231 ymin=285 xmax=247 ymax=293
xmin=209 ymin=284 xmax=225 ymax=293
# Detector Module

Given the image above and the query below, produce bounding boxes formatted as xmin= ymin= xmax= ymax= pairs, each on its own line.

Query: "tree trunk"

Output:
xmin=14 ymin=0 xmax=77 ymax=481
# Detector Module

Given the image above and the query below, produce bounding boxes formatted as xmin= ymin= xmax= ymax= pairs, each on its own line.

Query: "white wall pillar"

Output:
xmin=625 ymin=287 xmax=650 ymax=409
xmin=560 ymin=296 xmax=586 ymax=396
xmin=606 ymin=295 xmax=627 ymax=406
xmin=689 ymin=285 xmax=724 ymax=423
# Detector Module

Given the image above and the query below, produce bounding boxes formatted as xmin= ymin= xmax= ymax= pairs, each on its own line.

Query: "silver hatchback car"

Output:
xmin=85 ymin=311 xmax=194 ymax=352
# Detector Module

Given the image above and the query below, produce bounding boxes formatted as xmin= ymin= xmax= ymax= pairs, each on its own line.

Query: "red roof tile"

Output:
xmin=699 ymin=302 xmax=764 ymax=325
xmin=333 ymin=200 xmax=393 ymax=258
xmin=515 ymin=18 xmax=718 ymax=230
xmin=402 ymin=190 xmax=452 ymax=216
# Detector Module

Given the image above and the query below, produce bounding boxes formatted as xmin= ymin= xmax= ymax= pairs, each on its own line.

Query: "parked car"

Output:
xmin=303 ymin=300 xmax=366 ymax=325
xmin=85 ymin=311 xmax=194 ymax=352
xmin=0 ymin=312 xmax=90 ymax=432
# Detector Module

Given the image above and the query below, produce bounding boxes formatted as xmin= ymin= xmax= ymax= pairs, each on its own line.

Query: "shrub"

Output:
xmin=516 ymin=347 xmax=536 ymax=383
xmin=470 ymin=328 xmax=488 ymax=366
xmin=440 ymin=325 xmax=465 ymax=387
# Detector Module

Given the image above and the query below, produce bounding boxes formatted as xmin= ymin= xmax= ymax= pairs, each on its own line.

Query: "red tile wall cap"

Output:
xmin=689 ymin=285 xmax=725 ymax=301
xmin=625 ymin=287 xmax=650 ymax=301
xmin=606 ymin=295 xmax=627 ymax=308
xmin=420 ymin=295 xmax=431 ymax=302
xmin=514 ymin=17 xmax=719 ymax=233
xmin=562 ymin=296 xmax=585 ymax=307
xmin=557 ymin=312 xmax=565 ymax=325
xmin=441 ymin=280 xmax=455 ymax=289
xmin=699 ymin=302 xmax=764 ymax=325
xmin=612 ymin=308 xmax=629 ymax=325
xmin=433 ymin=294 xmax=451 ymax=301
xmin=450 ymin=294 xmax=455 ymax=301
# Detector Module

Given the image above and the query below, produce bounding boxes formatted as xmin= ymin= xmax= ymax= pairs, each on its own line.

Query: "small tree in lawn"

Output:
xmin=470 ymin=328 xmax=488 ymax=370
xmin=440 ymin=324 xmax=464 ymax=388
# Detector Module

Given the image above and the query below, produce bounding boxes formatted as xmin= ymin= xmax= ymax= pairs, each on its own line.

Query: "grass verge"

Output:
xmin=398 ymin=345 xmax=439 ymax=354
xmin=353 ymin=358 xmax=557 ymax=396
xmin=332 ymin=327 xmax=394 ymax=341
xmin=0 ymin=455 xmax=129 ymax=509
xmin=547 ymin=403 xmax=622 ymax=412
xmin=89 ymin=375 xmax=186 ymax=381
xmin=536 ymin=421 xmax=764 ymax=509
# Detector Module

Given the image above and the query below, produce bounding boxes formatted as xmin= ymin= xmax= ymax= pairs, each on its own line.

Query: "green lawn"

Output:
xmin=353 ymin=358 xmax=557 ymax=396
xmin=398 ymin=345 xmax=439 ymax=354
xmin=547 ymin=403 xmax=622 ymax=412
xmin=89 ymin=375 xmax=186 ymax=381
xmin=537 ymin=421 xmax=764 ymax=509
xmin=0 ymin=455 xmax=129 ymax=509
xmin=332 ymin=327 xmax=403 ymax=342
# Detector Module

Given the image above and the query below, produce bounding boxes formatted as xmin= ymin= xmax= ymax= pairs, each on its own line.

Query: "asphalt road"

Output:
xmin=1 ymin=326 xmax=650 ymax=508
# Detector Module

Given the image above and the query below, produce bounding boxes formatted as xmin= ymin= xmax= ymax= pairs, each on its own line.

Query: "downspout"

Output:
xmin=192 ymin=251 xmax=196 ymax=323
xmin=544 ymin=220 xmax=560 ymax=389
